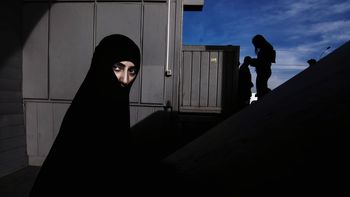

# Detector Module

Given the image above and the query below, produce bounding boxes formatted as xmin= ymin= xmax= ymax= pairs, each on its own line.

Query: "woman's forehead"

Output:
xmin=118 ymin=61 xmax=135 ymax=67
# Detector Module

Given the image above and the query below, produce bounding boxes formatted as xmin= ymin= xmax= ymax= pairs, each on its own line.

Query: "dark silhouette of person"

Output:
xmin=249 ymin=34 xmax=276 ymax=100
xmin=237 ymin=56 xmax=254 ymax=110
xmin=307 ymin=58 xmax=317 ymax=67
xmin=29 ymin=34 xmax=141 ymax=196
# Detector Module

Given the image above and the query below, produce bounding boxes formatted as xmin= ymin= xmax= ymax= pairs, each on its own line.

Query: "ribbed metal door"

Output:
xmin=180 ymin=45 xmax=239 ymax=113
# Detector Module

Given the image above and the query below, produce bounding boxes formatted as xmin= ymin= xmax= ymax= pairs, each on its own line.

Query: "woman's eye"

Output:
xmin=113 ymin=65 xmax=122 ymax=71
xmin=129 ymin=69 xmax=136 ymax=75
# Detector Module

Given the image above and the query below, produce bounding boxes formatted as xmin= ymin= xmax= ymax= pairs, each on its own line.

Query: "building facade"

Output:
xmin=1 ymin=0 xmax=240 ymax=176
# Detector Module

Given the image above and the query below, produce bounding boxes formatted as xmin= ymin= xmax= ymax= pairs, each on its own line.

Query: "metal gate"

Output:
xmin=180 ymin=45 xmax=239 ymax=114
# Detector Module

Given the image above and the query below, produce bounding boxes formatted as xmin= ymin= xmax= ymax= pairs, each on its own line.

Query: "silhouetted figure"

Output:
xmin=29 ymin=34 xmax=141 ymax=196
xmin=237 ymin=56 xmax=254 ymax=110
xmin=307 ymin=58 xmax=317 ymax=67
xmin=249 ymin=34 xmax=276 ymax=100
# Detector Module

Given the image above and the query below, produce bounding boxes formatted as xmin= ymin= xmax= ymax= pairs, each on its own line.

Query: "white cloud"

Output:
xmin=330 ymin=1 xmax=350 ymax=13
xmin=249 ymin=67 xmax=301 ymax=91
xmin=258 ymin=0 xmax=328 ymax=22
xmin=307 ymin=20 xmax=350 ymax=35
xmin=269 ymin=73 xmax=290 ymax=89
xmin=240 ymin=47 xmax=310 ymax=71
xmin=288 ymin=19 xmax=350 ymax=57
xmin=258 ymin=0 xmax=349 ymax=25
xmin=284 ymin=0 xmax=323 ymax=17
xmin=275 ymin=48 xmax=311 ymax=67
xmin=274 ymin=64 xmax=308 ymax=70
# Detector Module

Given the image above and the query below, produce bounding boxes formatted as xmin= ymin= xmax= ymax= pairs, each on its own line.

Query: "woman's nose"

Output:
xmin=120 ymin=72 xmax=129 ymax=85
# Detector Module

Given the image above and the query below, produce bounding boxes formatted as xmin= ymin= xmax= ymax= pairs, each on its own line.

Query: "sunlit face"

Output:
xmin=112 ymin=61 xmax=137 ymax=87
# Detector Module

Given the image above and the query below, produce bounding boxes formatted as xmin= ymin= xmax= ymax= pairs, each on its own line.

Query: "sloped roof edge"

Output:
xmin=184 ymin=0 xmax=204 ymax=11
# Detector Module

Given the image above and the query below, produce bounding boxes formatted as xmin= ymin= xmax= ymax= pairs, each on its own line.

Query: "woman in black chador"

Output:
xmin=30 ymin=34 xmax=141 ymax=196
xmin=249 ymin=34 xmax=276 ymax=100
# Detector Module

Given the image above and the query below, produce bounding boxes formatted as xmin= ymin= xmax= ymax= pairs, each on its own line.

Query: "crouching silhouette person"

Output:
xmin=237 ymin=56 xmax=254 ymax=111
xmin=307 ymin=58 xmax=317 ymax=67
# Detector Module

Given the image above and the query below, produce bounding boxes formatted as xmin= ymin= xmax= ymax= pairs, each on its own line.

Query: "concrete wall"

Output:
xmin=0 ymin=1 xmax=28 ymax=177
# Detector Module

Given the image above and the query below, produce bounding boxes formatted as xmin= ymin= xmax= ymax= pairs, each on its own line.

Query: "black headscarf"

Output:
xmin=70 ymin=34 xmax=140 ymax=130
xmin=30 ymin=34 xmax=141 ymax=196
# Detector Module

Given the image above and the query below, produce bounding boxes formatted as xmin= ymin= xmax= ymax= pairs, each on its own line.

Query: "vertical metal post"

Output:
xmin=165 ymin=0 xmax=172 ymax=76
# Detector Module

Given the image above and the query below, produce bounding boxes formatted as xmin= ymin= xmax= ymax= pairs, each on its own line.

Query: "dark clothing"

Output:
xmin=29 ymin=34 xmax=141 ymax=196
xmin=255 ymin=65 xmax=272 ymax=98
xmin=250 ymin=44 xmax=275 ymax=99
xmin=238 ymin=63 xmax=253 ymax=110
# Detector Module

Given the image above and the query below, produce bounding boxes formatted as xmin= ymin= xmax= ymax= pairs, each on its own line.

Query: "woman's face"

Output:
xmin=112 ymin=61 xmax=137 ymax=87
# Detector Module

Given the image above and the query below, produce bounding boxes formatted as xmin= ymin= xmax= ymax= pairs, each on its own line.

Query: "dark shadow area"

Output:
xmin=162 ymin=41 xmax=350 ymax=196
xmin=221 ymin=47 xmax=239 ymax=116
xmin=1 ymin=0 xmax=54 ymax=179
xmin=0 ymin=1 xmax=30 ymax=179
xmin=0 ymin=1 xmax=22 ymax=69
xmin=184 ymin=5 xmax=203 ymax=11
xmin=1 ymin=1 xmax=51 ymax=68
xmin=130 ymin=110 xmax=223 ymax=162
xmin=129 ymin=110 xmax=225 ymax=196
xmin=236 ymin=56 xmax=254 ymax=112
xmin=131 ymin=110 xmax=181 ymax=161
xmin=21 ymin=2 xmax=51 ymax=49
xmin=0 ymin=166 xmax=40 ymax=197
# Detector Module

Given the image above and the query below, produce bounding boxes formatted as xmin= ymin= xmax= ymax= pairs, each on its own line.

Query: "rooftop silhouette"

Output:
xmin=163 ymin=41 xmax=350 ymax=196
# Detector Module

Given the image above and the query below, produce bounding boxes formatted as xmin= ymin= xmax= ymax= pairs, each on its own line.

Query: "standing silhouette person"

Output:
xmin=237 ymin=56 xmax=254 ymax=110
xmin=29 ymin=34 xmax=141 ymax=196
xmin=249 ymin=34 xmax=276 ymax=100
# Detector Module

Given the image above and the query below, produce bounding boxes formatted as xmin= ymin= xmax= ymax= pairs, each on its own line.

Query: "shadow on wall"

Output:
xmin=131 ymin=110 xmax=223 ymax=161
xmin=131 ymin=110 xmax=180 ymax=161
xmin=0 ymin=1 xmax=22 ymax=69
xmin=0 ymin=1 xmax=48 ymax=178
xmin=1 ymin=2 xmax=51 ymax=68
xmin=221 ymin=49 xmax=239 ymax=115
xmin=0 ymin=1 xmax=55 ymax=178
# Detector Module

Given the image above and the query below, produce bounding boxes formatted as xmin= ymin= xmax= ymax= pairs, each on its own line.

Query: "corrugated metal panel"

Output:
xmin=199 ymin=52 xmax=209 ymax=107
xmin=52 ymin=103 xmax=70 ymax=139
xmin=25 ymin=103 xmax=38 ymax=158
xmin=25 ymin=101 xmax=70 ymax=166
xmin=180 ymin=45 xmax=239 ymax=113
xmin=208 ymin=51 xmax=219 ymax=107
xmin=181 ymin=51 xmax=192 ymax=107
xmin=37 ymin=103 xmax=53 ymax=157
xmin=191 ymin=51 xmax=200 ymax=106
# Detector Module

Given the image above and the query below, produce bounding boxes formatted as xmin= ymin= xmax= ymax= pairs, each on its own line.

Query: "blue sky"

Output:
xmin=183 ymin=0 xmax=350 ymax=92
